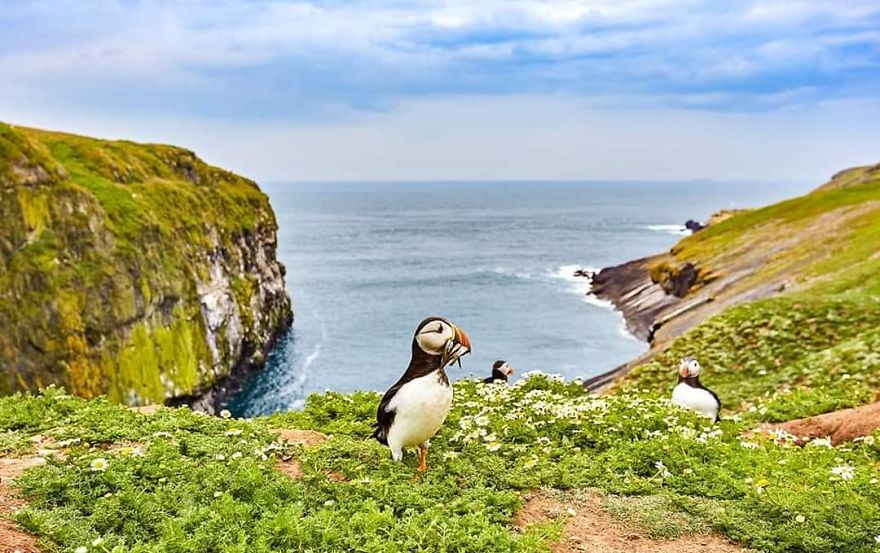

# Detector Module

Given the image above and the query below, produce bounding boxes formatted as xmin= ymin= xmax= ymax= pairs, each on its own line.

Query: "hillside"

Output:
xmin=0 ymin=123 xmax=292 ymax=409
xmin=588 ymin=165 xmax=880 ymax=404
xmin=2 ymin=166 xmax=880 ymax=552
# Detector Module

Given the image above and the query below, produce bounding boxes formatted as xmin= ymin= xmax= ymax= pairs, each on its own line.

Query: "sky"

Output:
xmin=1 ymin=0 xmax=879 ymax=181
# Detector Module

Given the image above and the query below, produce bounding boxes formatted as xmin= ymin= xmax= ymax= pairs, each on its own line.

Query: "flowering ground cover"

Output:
xmin=2 ymin=372 xmax=880 ymax=552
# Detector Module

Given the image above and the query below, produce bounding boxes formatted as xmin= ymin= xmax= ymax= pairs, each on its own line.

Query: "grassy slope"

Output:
xmin=2 ymin=168 xmax=880 ymax=552
xmin=0 ymin=123 xmax=290 ymax=404
xmin=2 ymin=380 xmax=880 ymax=552
xmin=618 ymin=169 xmax=880 ymax=423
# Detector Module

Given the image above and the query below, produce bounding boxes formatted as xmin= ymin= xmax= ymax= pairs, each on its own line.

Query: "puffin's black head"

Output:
xmin=491 ymin=360 xmax=514 ymax=381
xmin=413 ymin=316 xmax=472 ymax=369
xmin=679 ymin=357 xmax=701 ymax=379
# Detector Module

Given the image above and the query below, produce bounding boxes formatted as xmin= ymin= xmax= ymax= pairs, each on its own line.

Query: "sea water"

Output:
xmin=227 ymin=180 xmax=809 ymax=416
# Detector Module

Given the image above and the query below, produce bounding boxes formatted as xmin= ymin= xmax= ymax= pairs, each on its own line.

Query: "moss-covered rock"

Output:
xmin=0 ymin=122 xmax=293 ymax=409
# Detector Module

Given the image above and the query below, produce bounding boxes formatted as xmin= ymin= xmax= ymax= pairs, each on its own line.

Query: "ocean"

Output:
xmin=227 ymin=180 xmax=810 ymax=416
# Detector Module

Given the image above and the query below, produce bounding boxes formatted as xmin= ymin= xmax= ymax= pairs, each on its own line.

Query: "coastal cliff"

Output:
xmin=0 ymin=123 xmax=292 ymax=410
xmin=587 ymin=164 xmax=880 ymax=391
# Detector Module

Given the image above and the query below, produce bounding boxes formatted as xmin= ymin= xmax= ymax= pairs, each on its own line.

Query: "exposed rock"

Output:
xmin=684 ymin=219 xmax=705 ymax=232
xmin=658 ymin=262 xmax=698 ymax=297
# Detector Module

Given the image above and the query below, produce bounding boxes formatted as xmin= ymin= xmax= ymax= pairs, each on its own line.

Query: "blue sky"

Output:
xmin=1 ymin=0 xmax=879 ymax=180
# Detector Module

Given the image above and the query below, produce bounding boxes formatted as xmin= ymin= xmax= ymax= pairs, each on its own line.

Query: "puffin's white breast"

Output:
xmin=672 ymin=383 xmax=719 ymax=420
xmin=386 ymin=372 xmax=453 ymax=449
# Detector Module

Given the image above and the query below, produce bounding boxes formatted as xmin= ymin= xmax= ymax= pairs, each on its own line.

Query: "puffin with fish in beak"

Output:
xmin=671 ymin=357 xmax=721 ymax=422
xmin=373 ymin=316 xmax=471 ymax=473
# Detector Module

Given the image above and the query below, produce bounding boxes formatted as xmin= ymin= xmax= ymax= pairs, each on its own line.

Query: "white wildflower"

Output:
xmin=89 ymin=458 xmax=109 ymax=472
xmin=231 ymin=451 xmax=243 ymax=459
xmin=808 ymin=437 xmax=833 ymax=448
xmin=795 ymin=515 xmax=805 ymax=523
xmin=219 ymin=409 xmax=232 ymax=419
xmin=91 ymin=537 xmax=105 ymax=547
xmin=216 ymin=454 xmax=226 ymax=461
xmin=830 ymin=464 xmax=855 ymax=481
xmin=213 ymin=491 xmax=223 ymax=498
xmin=655 ymin=461 xmax=671 ymax=479
xmin=225 ymin=428 xmax=243 ymax=436
xmin=75 ymin=547 xmax=88 ymax=553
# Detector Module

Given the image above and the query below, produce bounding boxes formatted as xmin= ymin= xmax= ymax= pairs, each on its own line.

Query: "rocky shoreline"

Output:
xmin=580 ymin=214 xmax=775 ymax=391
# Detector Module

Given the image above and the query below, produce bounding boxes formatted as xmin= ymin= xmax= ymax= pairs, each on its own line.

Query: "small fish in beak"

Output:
xmin=441 ymin=325 xmax=471 ymax=368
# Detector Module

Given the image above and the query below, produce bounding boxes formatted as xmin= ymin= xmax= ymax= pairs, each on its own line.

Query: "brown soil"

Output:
xmin=273 ymin=429 xmax=328 ymax=448
xmin=131 ymin=404 xmax=163 ymax=415
xmin=0 ymin=457 xmax=45 ymax=553
xmin=271 ymin=429 xmax=345 ymax=482
xmin=514 ymin=490 xmax=747 ymax=553
xmin=763 ymin=401 xmax=880 ymax=445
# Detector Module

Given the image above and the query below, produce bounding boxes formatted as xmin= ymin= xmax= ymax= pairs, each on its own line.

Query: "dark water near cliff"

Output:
xmin=227 ymin=180 xmax=809 ymax=416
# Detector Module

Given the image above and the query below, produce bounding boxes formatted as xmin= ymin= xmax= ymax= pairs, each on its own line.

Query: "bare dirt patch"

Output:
xmin=271 ymin=429 xmax=346 ymax=482
xmin=514 ymin=489 xmax=747 ymax=553
xmin=273 ymin=429 xmax=328 ymax=448
xmin=131 ymin=404 xmax=163 ymax=416
xmin=0 ymin=456 xmax=45 ymax=553
xmin=763 ymin=401 xmax=880 ymax=445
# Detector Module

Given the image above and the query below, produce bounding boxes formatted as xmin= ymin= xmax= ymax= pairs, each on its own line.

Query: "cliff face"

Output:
xmin=0 ymin=123 xmax=293 ymax=409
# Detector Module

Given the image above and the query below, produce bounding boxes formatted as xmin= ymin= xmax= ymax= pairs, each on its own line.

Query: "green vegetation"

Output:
xmin=0 ymin=123 xmax=291 ymax=405
xmin=2 ymin=134 xmax=879 ymax=551
xmin=620 ymin=168 xmax=880 ymax=419
xmin=3 ymin=377 xmax=880 ymax=552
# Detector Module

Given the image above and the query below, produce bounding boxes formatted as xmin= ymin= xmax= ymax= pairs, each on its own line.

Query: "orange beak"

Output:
xmin=441 ymin=325 xmax=471 ymax=369
xmin=454 ymin=326 xmax=471 ymax=352
xmin=679 ymin=365 xmax=689 ymax=377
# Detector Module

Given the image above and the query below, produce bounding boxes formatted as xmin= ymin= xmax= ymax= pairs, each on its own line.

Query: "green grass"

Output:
xmin=619 ymin=295 xmax=880 ymax=422
xmin=4 ymin=378 xmax=880 ymax=552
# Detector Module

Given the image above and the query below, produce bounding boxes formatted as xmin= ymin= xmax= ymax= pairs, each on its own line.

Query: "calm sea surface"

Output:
xmin=227 ymin=180 xmax=809 ymax=416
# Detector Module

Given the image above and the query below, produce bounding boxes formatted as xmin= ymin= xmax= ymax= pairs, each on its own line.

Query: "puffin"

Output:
xmin=671 ymin=357 xmax=721 ymax=422
xmin=373 ymin=316 xmax=471 ymax=473
xmin=482 ymin=360 xmax=514 ymax=384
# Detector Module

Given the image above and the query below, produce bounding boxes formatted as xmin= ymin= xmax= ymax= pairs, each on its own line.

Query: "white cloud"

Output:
xmin=8 ymin=94 xmax=876 ymax=182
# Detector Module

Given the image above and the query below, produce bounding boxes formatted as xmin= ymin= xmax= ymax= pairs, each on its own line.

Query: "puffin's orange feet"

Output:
xmin=415 ymin=445 xmax=428 ymax=475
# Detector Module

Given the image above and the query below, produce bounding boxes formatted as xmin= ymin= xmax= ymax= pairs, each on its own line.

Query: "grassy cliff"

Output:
xmin=613 ymin=166 xmax=880 ymax=423
xmin=2 ymin=165 xmax=880 ymax=552
xmin=0 ymin=123 xmax=292 ymax=407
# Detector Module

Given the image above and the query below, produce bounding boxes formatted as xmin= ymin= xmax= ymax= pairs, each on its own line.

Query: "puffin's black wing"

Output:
xmin=699 ymin=384 xmax=722 ymax=422
xmin=372 ymin=383 xmax=402 ymax=445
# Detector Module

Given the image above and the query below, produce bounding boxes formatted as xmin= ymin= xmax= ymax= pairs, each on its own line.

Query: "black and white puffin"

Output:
xmin=373 ymin=316 xmax=471 ymax=473
xmin=482 ymin=360 xmax=514 ymax=384
xmin=671 ymin=357 xmax=721 ymax=422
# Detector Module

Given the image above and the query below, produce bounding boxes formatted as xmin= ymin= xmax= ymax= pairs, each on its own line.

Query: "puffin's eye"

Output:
xmin=435 ymin=324 xmax=445 ymax=333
